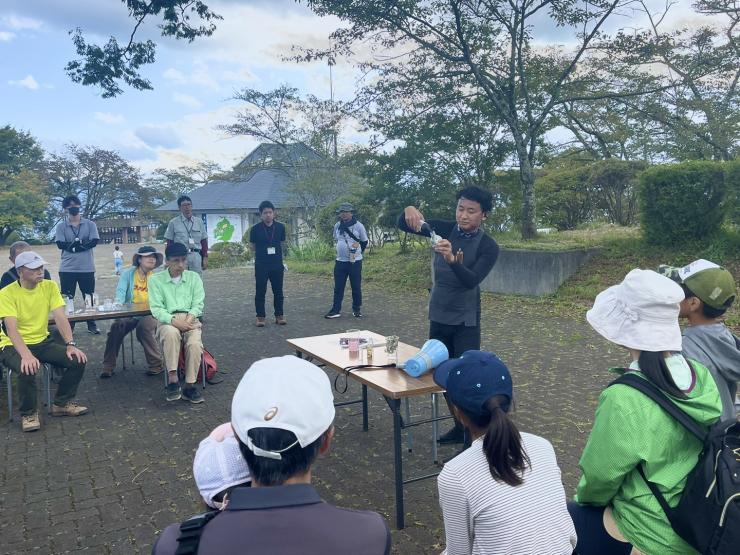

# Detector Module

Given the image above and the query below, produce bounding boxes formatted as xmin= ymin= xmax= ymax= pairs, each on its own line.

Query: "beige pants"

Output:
xmin=156 ymin=313 xmax=202 ymax=384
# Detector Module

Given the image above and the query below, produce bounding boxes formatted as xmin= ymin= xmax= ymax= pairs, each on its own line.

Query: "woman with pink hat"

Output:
xmin=569 ymin=269 xmax=722 ymax=554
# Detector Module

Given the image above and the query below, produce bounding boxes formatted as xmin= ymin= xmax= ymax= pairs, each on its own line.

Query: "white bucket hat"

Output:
xmin=193 ymin=423 xmax=251 ymax=509
xmin=586 ymin=269 xmax=684 ymax=352
xmin=231 ymin=356 xmax=335 ymax=460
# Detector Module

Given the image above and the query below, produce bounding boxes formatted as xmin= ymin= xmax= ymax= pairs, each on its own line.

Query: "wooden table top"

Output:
xmin=52 ymin=303 xmax=151 ymax=324
xmin=287 ymin=331 xmax=443 ymax=400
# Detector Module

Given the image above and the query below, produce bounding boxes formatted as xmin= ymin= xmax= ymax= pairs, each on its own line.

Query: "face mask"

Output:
xmin=68 ymin=207 xmax=81 ymax=216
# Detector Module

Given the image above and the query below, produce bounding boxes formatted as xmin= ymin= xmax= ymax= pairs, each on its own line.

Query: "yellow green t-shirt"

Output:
xmin=132 ymin=270 xmax=150 ymax=304
xmin=0 ymin=280 xmax=65 ymax=348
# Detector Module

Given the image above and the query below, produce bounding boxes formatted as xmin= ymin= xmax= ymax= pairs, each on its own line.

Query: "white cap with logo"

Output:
xmin=231 ymin=356 xmax=335 ymax=460
xmin=15 ymin=251 xmax=48 ymax=270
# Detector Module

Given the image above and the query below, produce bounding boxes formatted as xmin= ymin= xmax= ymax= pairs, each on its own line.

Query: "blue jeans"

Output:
xmin=331 ymin=260 xmax=362 ymax=313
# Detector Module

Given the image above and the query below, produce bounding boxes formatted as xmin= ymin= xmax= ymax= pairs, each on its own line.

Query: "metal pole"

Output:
xmin=391 ymin=397 xmax=404 ymax=529
xmin=431 ymin=393 xmax=439 ymax=464
xmin=362 ymin=384 xmax=368 ymax=432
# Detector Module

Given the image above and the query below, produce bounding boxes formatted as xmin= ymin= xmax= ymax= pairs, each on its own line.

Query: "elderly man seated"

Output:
xmin=0 ymin=251 xmax=88 ymax=432
xmin=100 ymin=246 xmax=165 ymax=378
xmin=148 ymin=242 xmax=205 ymax=404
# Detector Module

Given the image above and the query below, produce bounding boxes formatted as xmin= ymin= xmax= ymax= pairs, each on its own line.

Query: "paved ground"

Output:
xmin=0 ymin=244 xmax=620 ymax=554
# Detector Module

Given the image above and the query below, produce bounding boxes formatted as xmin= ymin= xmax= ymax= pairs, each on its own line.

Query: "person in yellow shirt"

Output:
xmin=0 ymin=251 xmax=88 ymax=432
xmin=101 ymin=246 xmax=164 ymax=378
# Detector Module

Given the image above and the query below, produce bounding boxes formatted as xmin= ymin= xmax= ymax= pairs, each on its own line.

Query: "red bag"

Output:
xmin=177 ymin=347 xmax=220 ymax=383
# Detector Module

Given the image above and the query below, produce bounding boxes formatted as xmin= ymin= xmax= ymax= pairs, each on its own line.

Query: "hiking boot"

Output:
xmin=182 ymin=386 xmax=204 ymax=404
xmin=275 ymin=316 xmax=287 ymax=325
xmin=166 ymin=382 xmax=182 ymax=402
xmin=437 ymin=425 xmax=465 ymax=445
xmin=324 ymin=311 xmax=341 ymax=319
xmin=256 ymin=317 xmax=266 ymax=327
xmin=353 ymin=310 xmax=363 ymax=318
xmin=22 ymin=412 xmax=41 ymax=432
xmin=145 ymin=368 xmax=164 ymax=376
xmin=52 ymin=401 xmax=89 ymax=417
xmin=99 ymin=368 xmax=114 ymax=379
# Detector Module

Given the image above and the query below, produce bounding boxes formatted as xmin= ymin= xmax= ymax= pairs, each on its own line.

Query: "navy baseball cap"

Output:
xmin=433 ymin=350 xmax=513 ymax=418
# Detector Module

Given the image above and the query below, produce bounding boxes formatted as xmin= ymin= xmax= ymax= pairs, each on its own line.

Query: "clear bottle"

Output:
xmin=64 ymin=295 xmax=74 ymax=315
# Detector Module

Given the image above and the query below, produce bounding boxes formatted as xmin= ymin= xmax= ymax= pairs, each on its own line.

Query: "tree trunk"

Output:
xmin=519 ymin=155 xmax=537 ymax=239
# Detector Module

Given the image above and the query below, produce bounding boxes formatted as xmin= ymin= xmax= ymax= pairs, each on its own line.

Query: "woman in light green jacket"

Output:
xmin=569 ymin=269 xmax=722 ymax=555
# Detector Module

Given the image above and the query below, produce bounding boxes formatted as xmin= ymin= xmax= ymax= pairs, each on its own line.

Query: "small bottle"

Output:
xmin=64 ymin=296 xmax=74 ymax=315
xmin=366 ymin=339 xmax=374 ymax=364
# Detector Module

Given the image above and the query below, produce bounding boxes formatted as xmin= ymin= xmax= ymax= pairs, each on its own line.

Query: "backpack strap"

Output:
xmin=175 ymin=511 xmax=219 ymax=555
xmin=611 ymin=373 xmax=707 ymax=441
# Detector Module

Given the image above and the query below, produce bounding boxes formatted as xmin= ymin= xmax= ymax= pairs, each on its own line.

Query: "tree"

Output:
xmin=588 ymin=159 xmax=647 ymax=225
xmin=0 ymin=125 xmax=44 ymax=174
xmin=0 ymin=169 xmax=49 ymax=244
xmin=65 ymin=1 xmax=221 ymax=98
xmin=143 ymin=160 xmax=226 ymax=210
xmin=299 ymin=0 xmax=633 ymax=238
xmin=44 ymin=145 xmax=144 ymax=220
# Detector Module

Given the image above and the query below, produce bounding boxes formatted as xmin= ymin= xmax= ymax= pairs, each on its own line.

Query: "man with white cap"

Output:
xmin=153 ymin=356 xmax=391 ymax=555
xmin=0 ymin=251 xmax=88 ymax=432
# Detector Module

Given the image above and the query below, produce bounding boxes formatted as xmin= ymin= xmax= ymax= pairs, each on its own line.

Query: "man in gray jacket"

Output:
xmin=661 ymin=259 xmax=739 ymax=420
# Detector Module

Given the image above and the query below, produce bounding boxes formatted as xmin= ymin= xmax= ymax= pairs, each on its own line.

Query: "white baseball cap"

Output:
xmin=231 ymin=356 xmax=335 ymax=460
xmin=193 ymin=423 xmax=251 ymax=509
xmin=587 ymin=269 xmax=684 ymax=352
xmin=15 ymin=251 xmax=48 ymax=270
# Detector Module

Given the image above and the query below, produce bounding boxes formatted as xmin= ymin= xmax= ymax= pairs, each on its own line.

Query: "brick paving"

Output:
xmin=0 ymin=245 xmax=619 ymax=554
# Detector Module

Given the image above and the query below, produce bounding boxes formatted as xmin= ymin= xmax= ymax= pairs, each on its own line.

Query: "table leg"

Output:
xmin=295 ymin=350 xmax=302 ymax=359
xmin=362 ymin=384 xmax=368 ymax=432
xmin=431 ymin=392 xmax=439 ymax=464
xmin=404 ymin=398 xmax=413 ymax=453
xmin=390 ymin=397 xmax=405 ymax=529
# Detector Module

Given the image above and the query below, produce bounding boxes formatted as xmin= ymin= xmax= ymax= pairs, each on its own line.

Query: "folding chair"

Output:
xmin=5 ymin=363 xmax=52 ymax=422
xmin=118 ymin=333 xmax=136 ymax=370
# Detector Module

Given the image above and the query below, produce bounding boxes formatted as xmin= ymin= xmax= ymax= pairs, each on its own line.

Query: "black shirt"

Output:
xmin=0 ymin=267 xmax=52 ymax=290
xmin=249 ymin=221 xmax=286 ymax=266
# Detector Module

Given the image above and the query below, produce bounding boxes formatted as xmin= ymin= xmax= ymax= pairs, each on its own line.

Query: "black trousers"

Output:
xmin=331 ymin=260 xmax=362 ymax=312
xmin=567 ymin=502 xmax=632 ymax=555
xmin=429 ymin=320 xmax=481 ymax=358
xmin=254 ymin=264 xmax=284 ymax=317
xmin=59 ymin=272 xmax=98 ymax=330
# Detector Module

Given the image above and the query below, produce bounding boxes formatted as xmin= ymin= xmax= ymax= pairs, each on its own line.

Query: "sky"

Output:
xmin=1 ymin=0 xmax=705 ymax=176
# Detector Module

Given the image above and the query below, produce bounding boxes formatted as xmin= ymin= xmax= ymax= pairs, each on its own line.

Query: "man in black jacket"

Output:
xmin=399 ymin=186 xmax=499 ymax=443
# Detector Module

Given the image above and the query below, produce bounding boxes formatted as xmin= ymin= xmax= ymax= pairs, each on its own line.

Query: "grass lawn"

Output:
xmin=288 ymin=225 xmax=740 ymax=331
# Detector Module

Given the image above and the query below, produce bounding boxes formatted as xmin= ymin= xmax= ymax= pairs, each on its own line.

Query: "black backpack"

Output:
xmin=612 ymin=373 xmax=740 ymax=554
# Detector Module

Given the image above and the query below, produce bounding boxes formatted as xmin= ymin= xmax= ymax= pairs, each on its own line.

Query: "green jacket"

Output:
xmin=148 ymin=269 xmax=204 ymax=324
xmin=575 ymin=358 xmax=721 ymax=555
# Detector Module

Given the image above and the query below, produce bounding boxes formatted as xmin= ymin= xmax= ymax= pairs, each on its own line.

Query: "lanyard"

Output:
xmin=263 ymin=223 xmax=276 ymax=245
xmin=182 ymin=216 xmax=195 ymax=238
xmin=68 ymin=220 xmax=82 ymax=240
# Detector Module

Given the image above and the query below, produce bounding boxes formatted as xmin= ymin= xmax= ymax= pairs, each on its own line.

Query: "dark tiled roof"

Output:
xmin=156 ymin=168 xmax=296 ymax=212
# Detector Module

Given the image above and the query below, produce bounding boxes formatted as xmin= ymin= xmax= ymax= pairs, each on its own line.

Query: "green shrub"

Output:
xmin=287 ymin=238 xmax=334 ymax=262
xmin=4 ymin=230 xmax=21 ymax=245
xmin=537 ymin=165 xmax=594 ymax=230
xmin=207 ymin=241 xmax=252 ymax=269
xmin=638 ymin=161 xmax=726 ymax=245
xmin=726 ymin=159 xmax=740 ymax=227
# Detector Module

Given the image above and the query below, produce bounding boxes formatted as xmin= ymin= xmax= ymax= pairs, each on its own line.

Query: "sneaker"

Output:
xmin=51 ymin=401 xmax=89 ymax=417
xmin=99 ymin=368 xmax=114 ymax=379
xmin=324 ymin=311 xmax=341 ymax=319
xmin=145 ymin=367 xmax=163 ymax=376
xmin=275 ymin=316 xmax=287 ymax=325
xmin=166 ymin=382 xmax=182 ymax=402
xmin=353 ymin=310 xmax=363 ymax=318
xmin=21 ymin=412 xmax=41 ymax=432
xmin=87 ymin=323 xmax=101 ymax=335
xmin=255 ymin=317 xmax=266 ymax=327
xmin=182 ymin=386 xmax=204 ymax=404
xmin=437 ymin=425 xmax=465 ymax=445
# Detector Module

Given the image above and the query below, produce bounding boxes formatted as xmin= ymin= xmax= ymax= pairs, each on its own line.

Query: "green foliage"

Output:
xmin=588 ymin=160 xmax=647 ymax=226
xmin=287 ymin=238 xmax=334 ymax=262
xmin=639 ymin=161 xmax=727 ymax=245
xmin=0 ymin=126 xmax=44 ymax=173
xmin=0 ymin=169 xmax=49 ymax=244
xmin=5 ymin=231 xmax=21 ymax=245
xmin=207 ymin=241 xmax=252 ymax=269
xmin=725 ymin=160 xmax=740 ymax=226
xmin=65 ymin=1 xmax=222 ymax=97
xmin=537 ymin=165 xmax=594 ymax=230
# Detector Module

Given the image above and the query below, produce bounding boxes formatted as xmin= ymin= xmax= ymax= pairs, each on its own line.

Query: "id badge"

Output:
xmin=188 ymin=238 xmax=195 ymax=245
xmin=267 ymin=247 xmax=276 ymax=255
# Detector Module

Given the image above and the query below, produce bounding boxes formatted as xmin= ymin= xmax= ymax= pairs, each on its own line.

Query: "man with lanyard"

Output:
xmin=399 ymin=186 xmax=499 ymax=444
xmin=325 ymin=203 xmax=369 ymax=319
xmin=249 ymin=200 xmax=287 ymax=327
xmin=55 ymin=195 xmax=101 ymax=335
xmin=164 ymin=195 xmax=208 ymax=276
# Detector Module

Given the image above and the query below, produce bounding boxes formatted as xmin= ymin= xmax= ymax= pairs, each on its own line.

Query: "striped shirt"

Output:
xmin=438 ymin=432 xmax=576 ymax=555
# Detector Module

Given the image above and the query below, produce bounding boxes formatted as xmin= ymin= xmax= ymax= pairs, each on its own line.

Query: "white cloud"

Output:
xmin=0 ymin=31 xmax=15 ymax=41
xmin=162 ymin=68 xmax=186 ymax=83
xmin=173 ymin=93 xmax=202 ymax=109
xmin=135 ymin=125 xmax=183 ymax=149
xmin=94 ymin=111 xmax=125 ymax=125
xmin=8 ymin=74 xmax=39 ymax=90
xmin=0 ymin=15 xmax=43 ymax=30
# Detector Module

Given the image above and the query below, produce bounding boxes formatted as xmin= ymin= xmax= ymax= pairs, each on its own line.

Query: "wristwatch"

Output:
xmin=65 ymin=341 xmax=77 ymax=347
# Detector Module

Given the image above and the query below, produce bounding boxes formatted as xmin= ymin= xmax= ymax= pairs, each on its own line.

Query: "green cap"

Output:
xmin=658 ymin=259 xmax=736 ymax=309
